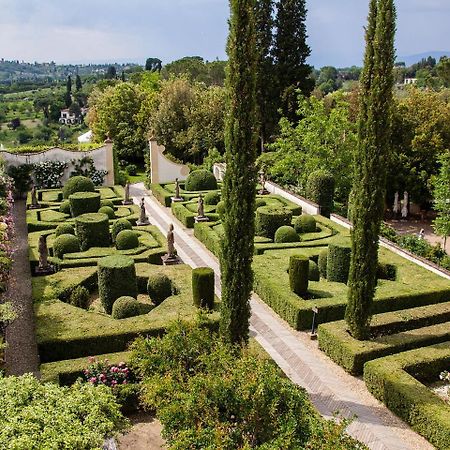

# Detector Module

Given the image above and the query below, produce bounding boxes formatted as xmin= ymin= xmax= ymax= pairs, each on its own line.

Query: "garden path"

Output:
xmin=130 ymin=183 xmax=435 ymax=450
xmin=4 ymin=200 xmax=40 ymax=377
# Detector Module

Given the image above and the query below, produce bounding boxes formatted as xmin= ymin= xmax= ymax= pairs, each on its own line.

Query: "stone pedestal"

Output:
xmin=122 ymin=200 xmax=133 ymax=206
xmin=258 ymin=188 xmax=269 ymax=195
xmin=171 ymin=197 xmax=184 ymax=203
xmin=28 ymin=204 xmax=42 ymax=210
xmin=194 ymin=216 xmax=209 ymax=223
xmin=161 ymin=254 xmax=180 ymax=266
xmin=35 ymin=265 xmax=55 ymax=276
xmin=136 ymin=218 xmax=151 ymax=226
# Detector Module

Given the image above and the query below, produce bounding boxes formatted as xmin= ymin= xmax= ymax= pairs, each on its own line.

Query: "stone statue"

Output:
xmin=137 ymin=197 xmax=150 ymax=225
xmin=393 ymin=191 xmax=400 ymax=215
xmin=175 ymin=178 xmax=181 ymax=199
xmin=258 ymin=169 xmax=269 ymax=195
xmin=30 ymin=185 xmax=40 ymax=209
xmin=38 ymin=234 xmax=49 ymax=270
xmin=167 ymin=224 xmax=175 ymax=257
xmin=123 ymin=182 xmax=132 ymax=205
xmin=401 ymin=191 xmax=409 ymax=219
xmin=197 ymin=194 xmax=205 ymax=218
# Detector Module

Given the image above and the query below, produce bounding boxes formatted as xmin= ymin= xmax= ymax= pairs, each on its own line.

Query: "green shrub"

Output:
xmin=204 ymin=191 xmax=221 ymax=205
xmin=112 ymin=296 xmax=140 ymax=319
xmin=98 ymin=255 xmax=138 ymax=315
xmin=327 ymin=243 xmax=351 ymax=283
xmin=255 ymin=198 xmax=266 ymax=209
xmin=63 ymin=175 xmax=95 ymax=199
xmin=100 ymin=199 xmax=115 ymax=209
xmin=125 ymin=164 xmax=137 ymax=176
xmin=55 ymin=223 xmax=75 ymax=237
xmin=75 ymin=213 xmax=110 ymax=251
xmin=53 ymin=234 xmax=81 ymax=259
xmin=147 ymin=272 xmax=172 ymax=305
xmin=192 ymin=267 xmax=215 ymax=309
xmin=116 ymin=230 xmax=139 ymax=250
xmin=274 ymin=226 xmax=300 ymax=243
xmin=98 ymin=206 xmax=115 ymax=219
xmin=289 ymin=255 xmax=309 ymax=296
xmin=68 ymin=285 xmax=90 ymax=309
xmin=69 ymin=192 xmax=101 ymax=217
xmin=309 ymin=260 xmax=320 ymax=281
xmin=377 ymin=263 xmax=397 ymax=281
xmin=185 ymin=170 xmax=218 ymax=191
xmin=305 ymin=170 xmax=335 ymax=218
xmin=294 ymin=214 xmax=317 ymax=233
xmin=111 ymin=218 xmax=133 ymax=242
xmin=256 ymin=206 xmax=293 ymax=239
xmin=216 ymin=201 xmax=225 ymax=220
xmin=59 ymin=200 xmax=71 ymax=215
xmin=318 ymin=249 xmax=328 ymax=279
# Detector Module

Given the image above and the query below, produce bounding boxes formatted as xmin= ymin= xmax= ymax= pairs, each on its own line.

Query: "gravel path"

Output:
xmin=4 ymin=200 xmax=40 ymax=377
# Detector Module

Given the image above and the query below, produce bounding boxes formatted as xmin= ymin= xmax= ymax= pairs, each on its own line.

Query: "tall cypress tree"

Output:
xmin=66 ymin=75 xmax=72 ymax=94
xmin=220 ymin=0 xmax=258 ymax=345
xmin=346 ymin=0 xmax=396 ymax=340
xmin=75 ymin=74 xmax=82 ymax=91
xmin=273 ymin=0 xmax=313 ymax=122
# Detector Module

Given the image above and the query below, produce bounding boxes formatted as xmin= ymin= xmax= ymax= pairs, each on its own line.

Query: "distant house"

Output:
xmin=404 ymin=78 xmax=418 ymax=85
xmin=59 ymin=107 xmax=89 ymax=125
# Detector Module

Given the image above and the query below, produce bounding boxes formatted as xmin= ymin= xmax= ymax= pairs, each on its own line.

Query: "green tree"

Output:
xmin=66 ymin=75 xmax=72 ymax=94
xmin=220 ymin=0 xmax=258 ymax=345
xmin=145 ymin=57 xmax=162 ymax=72
xmin=106 ymin=65 xmax=117 ymax=79
xmin=346 ymin=0 xmax=396 ymax=340
xmin=75 ymin=74 xmax=82 ymax=91
xmin=436 ymin=56 xmax=450 ymax=87
xmin=433 ymin=153 xmax=450 ymax=248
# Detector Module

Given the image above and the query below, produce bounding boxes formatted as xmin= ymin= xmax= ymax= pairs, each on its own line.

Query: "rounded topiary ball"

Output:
xmin=112 ymin=296 xmax=140 ymax=319
xmin=204 ymin=191 xmax=221 ymax=205
xmin=98 ymin=206 xmax=116 ymax=219
xmin=55 ymin=223 xmax=75 ymax=237
xmin=100 ymin=199 xmax=115 ymax=209
xmin=289 ymin=255 xmax=309 ymax=296
xmin=274 ymin=226 xmax=300 ymax=243
xmin=63 ymin=176 xmax=95 ymax=199
xmin=216 ymin=201 xmax=226 ymax=220
xmin=294 ymin=215 xmax=317 ymax=234
xmin=256 ymin=206 xmax=293 ymax=239
xmin=53 ymin=234 xmax=81 ymax=259
xmin=147 ymin=272 xmax=172 ymax=305
xmin=116 ymin=230 xmax=139 ymax=250
xmin=185 ymin=170 xmax=218 ymax=191
xmin=69 ymin=192 xmax=101 ymax=217
xmin=111 ymin=218 xmax=133 ymax=242
xmin=75 ymin=213 xmax=110 ymax=251
xmin=192 ymin=267 xmax=215 ymax=310
xmin=59 ymin=200 xmax=71 ymax=215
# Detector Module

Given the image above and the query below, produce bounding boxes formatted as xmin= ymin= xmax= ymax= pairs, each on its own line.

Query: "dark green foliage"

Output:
xmin=255 ymin=206 xmax=293 ymax=239
xmin=59 ymin=200 xmax=71 ymax=215
xmin=98 ymin=206 xmax=116 ymax=219
xmin=185 ymin=170 xmax=218 ymax=191
xmin=147 ymin=272 xmax=172 ymax=305
xmin=112 ymin=296 xmax=140 ymax=320
xmin=69 ymin=192 xmax=101 ymax=217
xmin=203 ymin=191 xmax=221 ymax=205
xmin=294 ymin=214 xmax=317 ymax=233
xmin=309 ymin=260 xmax=320 ymax=281
xmin=346 ymin=0 xmax=397 ymax=340
xmin=274 ymin=225 xmax=299 ymax=243
xmin=305 ymin=170 xmax=335 ymax=218
xmin=111 ymin=218 xmax=133 ymax=242
xmin=192 ymin=267 xmax=215 ymax=309
xmin=327 ymin=243 xmax=352 ymax=283
xmin=125 ymin=164 xmax=137 ymax=176
xmin=68 ymin=285 xmax=89 ymax=309
xmin=255 ymin=198 xmax=266 ymax=209
xmin=216 ymin=201 xmax=225 ymax=220
xmin=220 ymin=0 xmax=258 ymax=344
xmin=53 ymin=234 xmax=81 ymax=259
xmin=115 ymin=230 xmax=139 ymax=250
xmin=318 ymin=249 xmax=328 ymax=279
xmin=100 ymin=199 xmax=115 ymax=209
xmin=98 ymin=255 xmax=137 ymax=315
xmin=377 ymin=262 xmax=397 ymax=281
xmin=75 ymin=213 xmax=110 ymax=251
xmin=63 ymin=176 xmax=95 ymax=199
xmin=289 ymin=255 xmax=309 ymax=295
xmin=55 ymin=223 xmax=75 ymax=237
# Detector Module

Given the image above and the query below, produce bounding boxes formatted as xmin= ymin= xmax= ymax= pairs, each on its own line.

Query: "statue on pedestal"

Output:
xmin=36 ymin=234 xmax=54 ymax=275
xmin=194 ymin=194 xmax=209 ymax=223
xmin=29 ymin=185 xmax=41 ymax=209
xmin=162 ymin=224 xmax=180 ymax=265
xmin=137 ymin=197 xmax=150 ymax=226
xmin=258 ymin=170 xmax=269 ymax=195
xmin=401 ymin=191 xmax=409 ymax=219
xmin=171 ymin=178 xmax=183 ymax=203
xmin=123 ymin=182 xmax=133 ymax=205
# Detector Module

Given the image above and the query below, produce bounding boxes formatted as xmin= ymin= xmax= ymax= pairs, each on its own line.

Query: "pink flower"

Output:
xmin=89 ymin=377 xmax=97 ymax=383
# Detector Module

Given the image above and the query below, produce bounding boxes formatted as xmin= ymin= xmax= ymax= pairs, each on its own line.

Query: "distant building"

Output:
xmin=59 ymin=107 xmax=88 ymax=125
xmin=404 ymin=78 xmax=418 ymax=85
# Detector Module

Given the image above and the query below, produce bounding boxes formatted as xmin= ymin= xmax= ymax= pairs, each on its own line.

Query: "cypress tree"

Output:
xmin=345 ymin=0 xmax=396 ymax=340
xmin=75 ymin=74 xmax=82 ymax=91
xmin=220 ymin=0 xmax=258 ymax=345
xmin=66 ymin=75 xmax=72 ymax=94
xmin=273 ymin=0 xmax=313 ymax=122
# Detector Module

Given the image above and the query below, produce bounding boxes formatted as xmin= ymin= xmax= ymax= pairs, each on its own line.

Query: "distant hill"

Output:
xmin=397 ymin=51 xmax=449 ymax=67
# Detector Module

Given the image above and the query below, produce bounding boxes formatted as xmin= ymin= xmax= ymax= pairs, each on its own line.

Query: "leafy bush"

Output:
xmin=69 ymin=285 xmax=90 ymax=309
xmin=75 ymin=213 xmax=110 ymax=250
xmin=69 ymin=192 xmax=101 ymax=217
xmin=53 ymin=234 xmax=81 ymax=259
xmin=55 ymin=223 xmax=75 ymax=237
xmin=59 ymin=200 xmax=71 ymax=215
xmin=63 ymin=175 xmax=95 ymax=199
xmin=318 ymin=249 xmax=328 ymax=279
xmin=255 ymin=198 xmax=267 ymax=209
xmin=216 ymin=201 xmax=225 ymax=219
xmin=34 ymin=161 xmax=68 ymax=189
xmin=70 ymin=157 xmax=108 ymax=186
xmin=204 ymin=191 xmax=221 ymax=205
xmin=274 ymin=225 xmax=300 ymax=243
xmin=6 ymin=164 xmax=33 ymax=199
xmin=255 ymin=206 xmax=293 ymax=239
xmin=0 ymin=374 xmax=126 ymax=449
xmin=98 ymin=205 xmax=116 ymax=219
xmin=192 ymin=267 xmax=215 ymax=309
xmin=83 ymin=357 xmax=134 ymax=387
xmin=115 ymin=230 xmax=139 ymax=250
xmin=305 ymin=170 xmax=335 ymax=218
xmin=294 ymin=214 xmax=317 ymax=233
xmin=112 ymin=296 xmax=140 ymax=319
xmin=125 ymin=164 xmax=137 ymax=176
xmin=289 ymin=255 xmax=309 ymax=295
xmin=111 ymin=218 xmax=133 ymax=242
xmin=327 ymin=243 xmax=351 ymax=283
xmin=147 ymin=272 xmax=172 ymax=305
xmin=185 ymin=170 xmax=218 ymax=191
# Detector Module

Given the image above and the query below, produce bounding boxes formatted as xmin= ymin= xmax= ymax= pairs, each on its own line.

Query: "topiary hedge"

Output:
xmin=55 ymin=223 xmax=75 ymax=237
xmin=63 ymin=176 xmax=95 ymax=199
xmin=115 ymin=230 xmax=139 ymax=250
xmin=256 ymin=206 xmax=293 ymax=239
xmin=294 ymin=215 xmax=317 ymax=234
xmin=318 ymin=250 xmax=328 ymax=279
xmin=289 ymin=255 xmax=309 ymax=296
xmin=112 ymin=296 xmax=140 ymax=319
xmin=98 ymin=206 xmax=115 ymax=219
xmin=185 ymin=170 xmax=218 ymax=191
xmin=274 ymin=226 xmax=300 ymax=243
xmin=327 ymin=243 xmax=351 ymax=283
xmin=147 ymin=272 xmax=172 ymax=305
xmin=309 ymin=260 xmax=320 ymax=281
xmin=111 ymin=218 xmax=133 ymax=242
xmin=53 ymin=234 xmax=81 ymax=259
xmin=68 ymin=285 xmax=90 ymax=309
xmin=75 ymin=213 xmax=110 ymax=251
xmin=100 ymin=199 xmax=115 ymax=209
xmin=59 ymin=200 xmax=71 ymax=215
xmin=305 ymin=170 xmax=335 ymax=218
xmin=69 ymin=192 xmax=101 ymax=217
xmin=192 ymin=267 xmax=215 ymax=310
xmin=204 ymin=191 xmax=221 ymax=205
xmin=377 ymin=262 xmax=397 ymax=281
xmin=98 ymin=255 xmax=137 ymax=315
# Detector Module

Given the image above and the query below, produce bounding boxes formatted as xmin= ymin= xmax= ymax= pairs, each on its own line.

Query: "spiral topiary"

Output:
xmin=112 ymin=296 xmax=140 ymax=319
xmin=98 ymin=206 xmax=116 ymax=219
xmin=185 ymin=170 xmax=218 ymax=191
xmin=274 ymin=226 xmax=300 ymax=243
xmin=289 ymin=255 xmax=309 ymax=296
xmin=305 ymin=170 xmax=335 ymax=218
xmin=192 ymin=267 xmax=215 ymax=309
xmin=115 ymin=230 xmax=139 ymax=250
xmin=53 ymin=234 xmax=81 ymax=259
xmin=69 ymin=192 xmax=101 ymax=217
xmin=111 ymin=218 xmax=133 ymax=242
xmin=204 ymin=191 xmax=221 ymax=205
xmin=75 ymin=213 xmax=110 ymax=251
xmin=100 ymin=199 xmax=115 ymax=209
xmin=318 ymin=249 xmax=328 ymax=279
xmin=216 ymin=201 xmax=226 ymax=220
xmin=98 ymin=255 xmax=137 ymax=315
xmin=294 ymin=215 xmax=317 ymax=234
xmin=59 ymin=200 xmax=71 ymax=215
xmin=256 ymin=206 xmax=293 ymax=239
xmin=55 ymin=223 xmax=75 ymax=237
xmin=147 ymin=272 xmax=172 ymax=305
xmin=327 ymin=243 xmax=352 ymax=283
xmin=63 ymin=176 xmax=95 ymax=199
xmin=309 ymin=260 xmax=320 ymax=281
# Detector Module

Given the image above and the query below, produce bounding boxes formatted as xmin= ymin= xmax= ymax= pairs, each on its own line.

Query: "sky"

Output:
xmin=0 ymin=0 xmax=449 ymax=68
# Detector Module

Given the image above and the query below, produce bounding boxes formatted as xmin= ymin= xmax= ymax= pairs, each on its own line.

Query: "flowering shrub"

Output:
xmin=0 ymin=173 xmax=14 ymax=293
xmin=70 ymin=156 xmax=108 ymax=186
xmin=33 ymin=160 xmax=68 ymax=189
xmin=83 ymin=357 xmax=133 ymax=388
